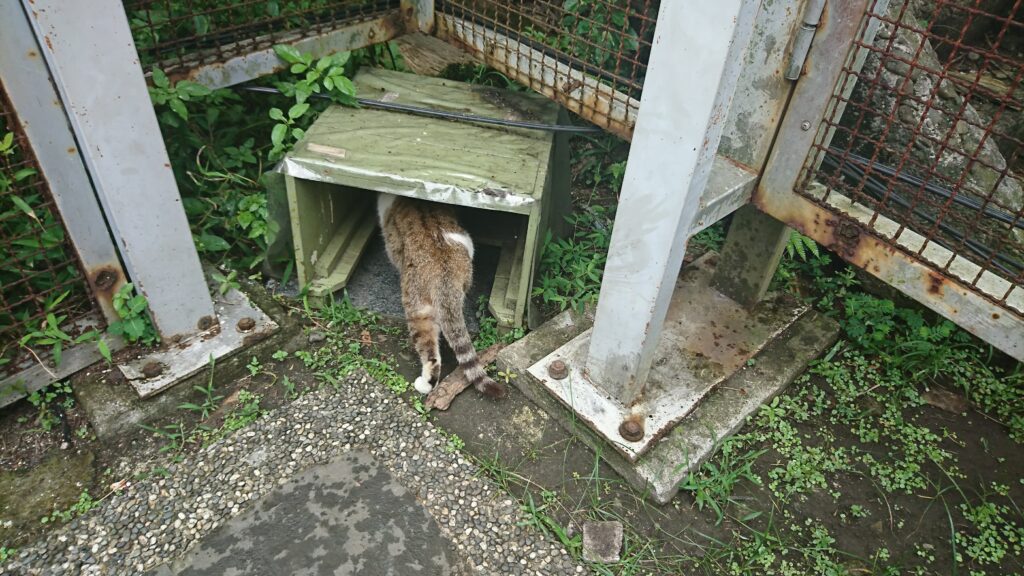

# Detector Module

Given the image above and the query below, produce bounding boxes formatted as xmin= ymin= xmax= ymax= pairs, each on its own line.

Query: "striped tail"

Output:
xmin=437 ymin=293 xmax=506 ymax=399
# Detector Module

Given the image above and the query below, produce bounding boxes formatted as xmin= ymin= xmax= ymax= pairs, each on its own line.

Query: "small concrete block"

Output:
xmin=582 ymin=520 xmax=623 ymax=563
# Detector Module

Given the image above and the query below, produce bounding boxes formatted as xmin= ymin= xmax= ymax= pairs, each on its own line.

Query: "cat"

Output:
xmin=377 ymin=193 xmax=507 ymax=399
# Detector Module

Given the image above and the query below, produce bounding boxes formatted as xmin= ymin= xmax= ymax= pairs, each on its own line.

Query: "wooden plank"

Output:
xmin=394 ymin=32 xmax=474 ymax=76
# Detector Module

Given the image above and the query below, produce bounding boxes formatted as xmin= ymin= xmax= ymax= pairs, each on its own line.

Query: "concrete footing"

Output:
xmin=497 ymin=259 xmax=838 ymax=504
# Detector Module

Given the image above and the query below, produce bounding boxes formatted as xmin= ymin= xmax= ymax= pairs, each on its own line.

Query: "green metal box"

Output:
xmin=281 ymin=68 xmax=568 ymax=328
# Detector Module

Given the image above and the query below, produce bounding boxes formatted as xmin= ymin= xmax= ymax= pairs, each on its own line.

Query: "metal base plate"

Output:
xmin=526 ymin=253 xmax=806 ymax=461
xmin=120 ymin=288 xmax=278 ymax=398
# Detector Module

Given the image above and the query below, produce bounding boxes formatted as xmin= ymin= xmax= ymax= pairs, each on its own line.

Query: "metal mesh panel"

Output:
xmin=125 ymin=0 xmax=403 ymax=75
xmin=435 ymin=0 xmax=659 ymax=137
xmin=798 ymin=0 xmax=1023 ymax=313
xmin=0 ymin=82 xmax=97 ymax=370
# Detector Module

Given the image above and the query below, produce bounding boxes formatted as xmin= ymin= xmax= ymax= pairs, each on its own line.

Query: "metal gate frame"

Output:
xmin=755 ymin=0 xmax=1023 ymax=362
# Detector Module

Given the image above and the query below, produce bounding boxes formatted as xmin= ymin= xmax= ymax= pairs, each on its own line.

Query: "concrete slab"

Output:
xmin=75 ymin=284 xmax=298 ymax=440
xmin=150 ymin=450 xmax=459 ymax=576
xmin=120 ymin=287 xmax=278 ymax=399
xmin=527 ymin=253 xmax=806 ymax=461
xmin=499 ymin=280 xmax=839 ymax=504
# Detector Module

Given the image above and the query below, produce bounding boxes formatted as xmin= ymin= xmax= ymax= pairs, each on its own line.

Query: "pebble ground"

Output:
xmin=3 ymin=373 xmax=585 ymax=575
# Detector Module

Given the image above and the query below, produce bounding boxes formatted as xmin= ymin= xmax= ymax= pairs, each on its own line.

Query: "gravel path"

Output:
xmin=3 ymin=373 xmax=585 ymax=575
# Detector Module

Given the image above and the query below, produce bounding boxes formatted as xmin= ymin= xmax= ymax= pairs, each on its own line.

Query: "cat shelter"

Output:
xmin=281 ymin=67 xmax=569 ymax=329
xmin=1 ymin=0 xmax=1020 ymax=502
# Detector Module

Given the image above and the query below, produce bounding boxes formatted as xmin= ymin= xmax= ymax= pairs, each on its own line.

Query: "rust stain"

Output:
xmin=43 ymin=35 xmax=53 ymax=51
xmin=993 ymin=313 xmax=1001 ymax=320
xmin=27 ymin=50 xmax=38 ymax=58
xmin=87 ymin=265 xmax=124 ymax=312
xmin=927 ymin=273 xmax=944 ymax=296
xmin=67 ymin=147 xmax=76 ymax=154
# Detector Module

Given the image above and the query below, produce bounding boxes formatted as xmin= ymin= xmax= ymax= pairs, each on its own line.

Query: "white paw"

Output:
xmin=413 ymin=376 xmax=433 ymax=394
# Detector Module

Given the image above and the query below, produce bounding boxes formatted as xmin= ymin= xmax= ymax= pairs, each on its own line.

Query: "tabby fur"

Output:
xmin=377 ymin=194 xmax=506 ymax=399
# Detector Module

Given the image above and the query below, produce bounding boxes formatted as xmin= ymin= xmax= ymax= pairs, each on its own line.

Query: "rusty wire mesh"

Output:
xmin=124 ymin=0 xmax=402 ymax=76
xmin=435 ymin=0 xmax=659 ymax=138
xmin=798 ymin=0 xmax=1024 ymax=313
xmin=0 ymin=82 xmax=97 ymax=371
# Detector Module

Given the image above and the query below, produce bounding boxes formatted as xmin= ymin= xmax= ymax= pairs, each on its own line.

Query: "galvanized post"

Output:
xmin=23 ymin=0 xmax=215 ymax=340
xmin=0 ymin=1 xmax=127 ymax=324
xmin=585 ymin=0 xmax=760 ymax=403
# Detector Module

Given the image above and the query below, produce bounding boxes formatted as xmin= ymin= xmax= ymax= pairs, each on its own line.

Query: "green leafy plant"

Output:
xmin=268 ymin=46 xmax=357 ymax=159
xmin=148 ymin=68 xmax=212 ymax=122
xmin=18 ymin=291 xmax=102 ymax=368
xmin=107 ymin=283 xmax=160 ymax=346
xmin=24 ymin=381 xmax=73 ymax=432
xmin=178 ymin=357 xmax=223 ymax=419
xmin=211 ymin=269 xmax=240 ymax=295
xmin=533 ymin=205 xmax=613 ymax=312
xmin=473 ymin=296 xmax=525 ymax=349
xmin=222 ymin=389 xmax=264 ymax=432
xmin=785 ymin=231 xmax=820 ymax=262
xmin=40 ymin=490 xmax=99 ymax=524
xmin=525 ymin=0 xmax=640 ymax=73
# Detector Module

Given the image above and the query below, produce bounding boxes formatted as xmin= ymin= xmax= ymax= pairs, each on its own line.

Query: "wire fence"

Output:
xmin=124 ymin=0 xmax=403 ymax=75
xmin=435 ymin=0 xmax=658 ymax=137
xmin=0 ymin=82 xmax=98 ymax=372
xmin=799 ymin=0 xmax=1023 ymax=313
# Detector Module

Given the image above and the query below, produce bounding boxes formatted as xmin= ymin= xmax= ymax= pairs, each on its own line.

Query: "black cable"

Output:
xmin=831 ymin=147 xmax=1024 ymax=231
xmin=823 ymin=153 xmax=1023 ymax=278
xmin=237 ymin=84 xmax=604 ymax=133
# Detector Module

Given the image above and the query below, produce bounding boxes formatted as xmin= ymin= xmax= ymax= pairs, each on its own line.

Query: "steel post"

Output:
xmin=23 ymin=0 xmax=215 ymax=340
xmin=584 ymin=0 xmax=761 ymax=405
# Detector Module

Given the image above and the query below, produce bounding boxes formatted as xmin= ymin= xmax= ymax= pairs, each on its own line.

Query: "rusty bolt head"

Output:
xmin=800 ymin=120 xmax=812 ymax=131
xmin=547 ymin=359 xmax=568 ymax=380
xmin=197 ymin=315 xmax=216 ymax=331
xmin=142 ymin=361 xmax=164 ymax=379
xmin=236 ymin=317 xmax=256 ymax=332
xmin=93 ymin=269 xmax=118 ymax=291
xmin=618 ymin=419 xmax=644 ymax=442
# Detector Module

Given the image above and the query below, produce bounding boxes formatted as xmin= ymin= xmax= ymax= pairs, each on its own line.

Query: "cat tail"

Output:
xmin=436 ymin=291 xmax=507 ymax=399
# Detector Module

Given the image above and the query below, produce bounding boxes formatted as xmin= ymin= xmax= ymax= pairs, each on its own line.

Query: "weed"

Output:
xmin=533 ymin=205 xmax=613 ymax=312
xmin=271 ymin=349 xmax=289 ymax=361
xmin=280 ymin=375 xmax=298 ymax=400
xmin=24 ymin=381 xmax=73 ymax=432
xmin=40 ymin=490 xmax=100 ymax=524
xmin=496 ymin=370 xmax=517 ymax=386
xmin=246 ymin=356 xmax=263 ymax=377
xmin=680 ymin=437 xmax=765 ymax=524
xmin=518 ymin=490 xmax=582 ymax=556
xmin=268 ymin=46 xmax=356 ymax=159
xmin=222 ymin=390 xmax=264 ymax=433
xmin=178 ymin=356 xmax=223 ymax=419
xmin=139 ymin=421 xmax=189 ymax=455
xmin=784 ymin=231 xmax=820 ymax=262
xmin=690 ymin=221 xmax=727 ymax=254
xmin=211 ymin=269 xmax=240 ymax=295
xmin=0 ymin=547 xmax=15 ymax=562
xmin=473 ymin=296 xmax=525 ymax=349
xmin=107 ymin=283 xmax=160 ymax=346
xmin=444 ymin=433 xmax=465 ymax=453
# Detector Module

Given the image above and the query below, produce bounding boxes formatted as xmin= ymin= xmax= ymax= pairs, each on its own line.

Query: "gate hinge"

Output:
xmin=785 ymin=0 xmax=826 ymax=80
